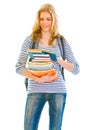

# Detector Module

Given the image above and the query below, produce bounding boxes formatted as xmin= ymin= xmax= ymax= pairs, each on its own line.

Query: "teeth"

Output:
xmin=43 ymin=25 xmax=47 ymax=27
xmin=43 ymin=26 xmax=47 ymax=28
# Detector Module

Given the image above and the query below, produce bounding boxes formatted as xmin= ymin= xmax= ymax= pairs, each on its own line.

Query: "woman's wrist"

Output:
xmin=57 ymin=57 xmax=62 ymax=64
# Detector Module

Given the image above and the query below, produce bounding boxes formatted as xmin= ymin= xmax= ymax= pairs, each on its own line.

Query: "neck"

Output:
xmin=41 ymin=31 xmax=52 ymax=39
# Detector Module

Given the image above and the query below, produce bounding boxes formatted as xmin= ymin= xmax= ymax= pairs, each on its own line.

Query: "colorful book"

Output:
xmin=27 ymin=49 xmax=57 ymax=62
xmin=26 ymin=61 xmax=54 ymax=70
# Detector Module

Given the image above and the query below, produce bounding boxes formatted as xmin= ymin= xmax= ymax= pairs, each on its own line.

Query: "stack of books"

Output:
xmin=25 ymin=49 xmax=57 ymax=77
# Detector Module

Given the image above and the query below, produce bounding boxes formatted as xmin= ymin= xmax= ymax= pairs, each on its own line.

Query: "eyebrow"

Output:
xmin=40 ymin=16 xmax=52 ymax=18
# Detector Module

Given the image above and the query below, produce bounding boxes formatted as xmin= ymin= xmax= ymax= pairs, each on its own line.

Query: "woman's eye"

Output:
xmin=47 ymin=18 xmax=52 ymax=21
xmin=40 ymin=18 xmax=52 ymax=21
xmin=40 ymin=18 xmax=44 ymax=21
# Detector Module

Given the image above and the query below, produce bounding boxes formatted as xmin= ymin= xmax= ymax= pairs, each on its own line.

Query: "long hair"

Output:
xmin=31 ymin=3 xmax=62 ymax=45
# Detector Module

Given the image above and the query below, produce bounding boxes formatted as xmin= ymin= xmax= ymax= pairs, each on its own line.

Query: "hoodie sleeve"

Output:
xmin=15 ymin=36 xmax=33 ymax=75
xmin=63 ymin=40 xmax=80 ymax=74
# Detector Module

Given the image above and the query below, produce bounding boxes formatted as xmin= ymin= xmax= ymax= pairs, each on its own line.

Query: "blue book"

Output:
xmin=42 ymin=49 xmax=57 ymax=62
xmin=27 ymin=49 xmax=57 ymax=62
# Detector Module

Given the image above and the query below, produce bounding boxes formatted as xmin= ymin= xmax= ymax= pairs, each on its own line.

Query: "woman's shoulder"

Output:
xmin=21 ymin=35 xmax=34 ymax=49
xmin=23 ymin=35 xmax=34 ymax=45
xmin=24 ymin=34 xmax=33 ymax=42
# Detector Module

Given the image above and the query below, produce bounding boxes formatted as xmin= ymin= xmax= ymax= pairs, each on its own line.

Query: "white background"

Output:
xmin=0 ymin=0 xmax=87 ymax=130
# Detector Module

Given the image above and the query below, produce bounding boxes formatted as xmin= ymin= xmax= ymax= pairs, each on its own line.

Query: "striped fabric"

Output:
xmin=16 ymin=36 xmax=80 ymax=93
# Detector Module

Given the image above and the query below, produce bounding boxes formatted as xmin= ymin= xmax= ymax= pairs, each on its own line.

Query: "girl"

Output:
xmin=16 ymin=3 xmax=80 ymax=130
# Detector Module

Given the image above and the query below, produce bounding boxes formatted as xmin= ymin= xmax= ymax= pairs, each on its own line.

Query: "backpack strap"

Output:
xmin=25 ymin=38 xmax=39 ymax=89
xmin=57 ymin=37 xmax=65 ymax=80
xmin=60 ymin=37 xmax=65 ymax=60
xmin=25 ymin=40 xmax=36 ymax=90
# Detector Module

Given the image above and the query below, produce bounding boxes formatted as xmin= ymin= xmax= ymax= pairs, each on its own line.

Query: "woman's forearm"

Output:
xmin=22 ymin=69 xmax=58 ymax=83
xmin=22 ymin=69 xmax=40 ymax=82
xmin=57 ymin=57 xmax=74 ymax=72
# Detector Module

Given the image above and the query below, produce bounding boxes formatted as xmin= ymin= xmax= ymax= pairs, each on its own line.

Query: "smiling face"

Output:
xmin=39 ymin=11 xmax=52 ymax=32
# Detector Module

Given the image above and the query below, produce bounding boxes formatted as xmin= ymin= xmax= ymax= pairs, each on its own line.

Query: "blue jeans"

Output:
xmin=24 ymin=93 xmax=66 ymax=130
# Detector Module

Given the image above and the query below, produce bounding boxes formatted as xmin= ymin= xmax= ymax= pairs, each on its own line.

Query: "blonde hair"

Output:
xmin=31 ymin=3 xmax=61 ymax=45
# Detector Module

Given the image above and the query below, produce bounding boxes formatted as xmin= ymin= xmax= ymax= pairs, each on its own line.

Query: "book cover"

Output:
xmin=27 ymin=49 xmax=57 ymax=62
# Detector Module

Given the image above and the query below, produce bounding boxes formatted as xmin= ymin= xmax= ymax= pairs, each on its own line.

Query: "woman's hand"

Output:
xmin=38 ymin=71 xmax=58 ymax=83
xmin=22 ymin=69 xmax=58 ymax=83
xmin=57 ymin=57 xmax=74 ymax=72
